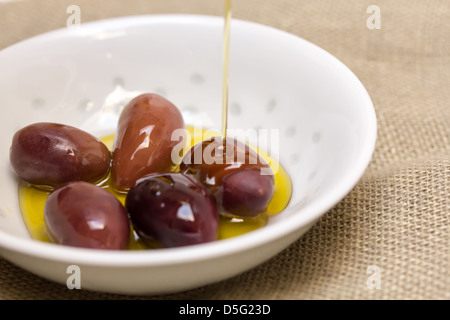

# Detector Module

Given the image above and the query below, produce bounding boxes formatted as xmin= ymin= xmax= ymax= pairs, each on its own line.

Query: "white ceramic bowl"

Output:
xmin=0 ymin=15 xmax=376 ymax=295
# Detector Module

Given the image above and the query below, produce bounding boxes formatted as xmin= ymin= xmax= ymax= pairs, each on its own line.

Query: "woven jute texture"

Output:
xmin=0 ymin=0 xmax=448 ymax=300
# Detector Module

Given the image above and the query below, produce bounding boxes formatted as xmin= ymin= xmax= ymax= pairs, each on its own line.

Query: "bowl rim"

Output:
xmin=0 ymin=14 xmax=377 ymax=267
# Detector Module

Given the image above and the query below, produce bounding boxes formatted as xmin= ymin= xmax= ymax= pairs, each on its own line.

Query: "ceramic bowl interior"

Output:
xmin=0 ymin=15 xmax=376 ymax=294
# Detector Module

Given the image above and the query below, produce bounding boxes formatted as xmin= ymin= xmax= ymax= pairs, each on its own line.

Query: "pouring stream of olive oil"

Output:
xmin=222 ymin=0 xmax=232 ymax=138
xmin=18 ymin=0 xmax=292 ymax=249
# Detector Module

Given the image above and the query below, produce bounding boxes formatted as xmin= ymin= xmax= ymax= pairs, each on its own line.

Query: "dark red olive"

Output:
xmin=221 ymin=169 xmax=274 ymax=217
xmin=111 ymin=93 xmax=185 ymax=192
xmin=180 ymin=136 xmax=275 ymax=217
xmin=44 ymin=181 xmax=130 ymax=250
xmin=10 ymin=122 xmax=111 ymax=188
xmin=125 ymin=173 xmax=219 ymax=248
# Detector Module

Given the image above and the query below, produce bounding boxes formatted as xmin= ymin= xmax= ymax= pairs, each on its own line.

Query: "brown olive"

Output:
xmin=221 ymin=169 xmax=274 ymax=217
xmin=180 ymin=136 xmax=275 ymax=217
xmin=111 ymin=93 xmax=185 ymax=192
xmin=10 ymin=122 xmax=111 ymax=188
xmin=44 ymin=181 xmax=130 ymax=250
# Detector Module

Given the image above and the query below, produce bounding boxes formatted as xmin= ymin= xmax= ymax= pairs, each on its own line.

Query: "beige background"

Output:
xmin=0 ymin=0 xmax=448 ymax=300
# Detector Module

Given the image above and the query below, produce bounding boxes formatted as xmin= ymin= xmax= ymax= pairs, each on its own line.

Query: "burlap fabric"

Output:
xmin=0 ymin=0 xmax=448 ymax=300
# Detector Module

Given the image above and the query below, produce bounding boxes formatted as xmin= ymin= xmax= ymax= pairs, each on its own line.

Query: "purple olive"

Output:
xmin=44 ymin=181 xmax=130 ymax=250
xmin=221 ymin=169 xmax=274 ymax=217
xmin=125 ymin=173 xmax=219 ymax=248
xmin=10 ymin=122 xmax=111 ymax=188
xmin=111 ymin=93 xmax=185 ymax=192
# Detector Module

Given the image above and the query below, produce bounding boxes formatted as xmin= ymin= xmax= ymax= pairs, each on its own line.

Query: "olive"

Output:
xmin=10 ymin=122 xmax=111 ymax=188
xmin=111 ymin=93 xmax=185 ymax=192
xmin=44 ymin=181 xmax=130 ymax=250
xmin=180 ymin=136 xmax=275 ymax=217
xmin=125 ymin=173 xmax=219 ymax=248
xmin=221 ymin=169 xmax=274 ymax=217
